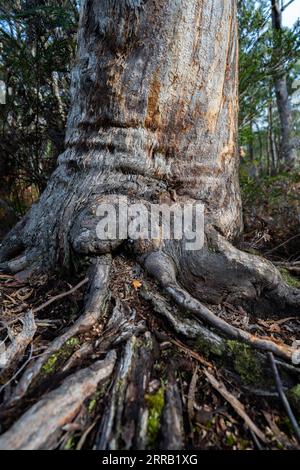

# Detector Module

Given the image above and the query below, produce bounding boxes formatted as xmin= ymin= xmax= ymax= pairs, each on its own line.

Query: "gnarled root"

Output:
xmin=5 ymin=255 xmax=112 ymax=405
xmin=0 ymin=351 xmax=116 ymax=450
xmin=1 ymin=196 xmax=300 ymax=449
xmin=143 ymin=249 xmax=298 ymax=363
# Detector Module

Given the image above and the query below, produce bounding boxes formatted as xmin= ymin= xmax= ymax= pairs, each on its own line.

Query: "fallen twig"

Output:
xmin=203 ymin=369 xmax=267 ymax=443
xmin=268 ymin=352 xmax=300 ymax=444
xmin=170 ymin=338 xmax=212 ymax=368
xmin=187 ymin=366 xmax=198 ymax=429
xmin=0 ymin=277 xmax=88 ymax=333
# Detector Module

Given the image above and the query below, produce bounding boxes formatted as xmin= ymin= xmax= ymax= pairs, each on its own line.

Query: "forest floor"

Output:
xmin=0 ymin=172 xmax=300 ymax=450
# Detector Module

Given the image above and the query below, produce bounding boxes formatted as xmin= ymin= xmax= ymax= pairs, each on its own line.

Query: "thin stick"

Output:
xmin=0 ymin=277 xmax=89 ymax=333
xmin=204 ymin=369 xmax=267 ymax=443
xmin=281 ymin=0 xmax=296 ymax=12
xmin=250 ymin=429 xmax=264 ymax=450
xmin=170 ymin=338 xmax=212 ymax=368
xmin=32 ymin=277 xmax=88 ymax=314
xmin=268 ymin=352 xmax=300 ymax=444
xmin=166 ymin=284 xmax=295 ymax=362
xmin=265 ymin=233 xmax=300 ymax=256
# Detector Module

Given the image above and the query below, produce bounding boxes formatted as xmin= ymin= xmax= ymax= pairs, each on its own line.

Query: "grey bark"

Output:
xmin=0 ymin=0 xmax=299 ymax=450
xmin=271 ymin=0 xmax=296 ymax=168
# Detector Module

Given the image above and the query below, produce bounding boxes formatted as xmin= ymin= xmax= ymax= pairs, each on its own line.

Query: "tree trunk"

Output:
xmin=271 ymin=0 xmax=295 ymax=168
xmin=0 ymin=0 xmax=300 ymax=450
xmin=268 ymin=99 xmax=277 ymax=174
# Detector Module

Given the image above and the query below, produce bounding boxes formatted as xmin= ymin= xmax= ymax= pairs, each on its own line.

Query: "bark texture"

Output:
xmin=0 ymin=0 xmax=241 ymax=274
xmin=271 ymin=0 xmax=295 ymax=168
xmin=0 ymin=0 xmax=300 ymax=450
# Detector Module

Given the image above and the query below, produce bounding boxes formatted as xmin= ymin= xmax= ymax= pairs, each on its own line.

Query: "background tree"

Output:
xmin=239 ymin=0 xmax=300 ymax=174
xmin=271 ymin=0 xmax=296 ymax=167
xmin=0 ymin=0 xmax=300 ymax=451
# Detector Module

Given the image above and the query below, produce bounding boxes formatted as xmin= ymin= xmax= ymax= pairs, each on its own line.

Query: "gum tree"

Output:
xmin=0 ymin=0 xmax=299 ymax=450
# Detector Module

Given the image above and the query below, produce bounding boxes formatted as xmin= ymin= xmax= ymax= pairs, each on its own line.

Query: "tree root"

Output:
xmin=140 ymin=284 xmax=226 ymax=357
xmin=268 ymin=352 xmax=300 ymax=444
xmin=0 ymin=351 xmax=116 ymax=450
xmin=160 ymin=370 xmax=184 ymax=450
xmin=143 ymin=251 xmax=298 ymax=363
xmin=5 ymin=255 xmax=112 ymax=405
xmin=96 ymin=333 xmax=156 ymax=450
xmin=1 ymin=212 xmax=300 ymax=449
xmin=0 ymin=311 xmax=36 ymax=381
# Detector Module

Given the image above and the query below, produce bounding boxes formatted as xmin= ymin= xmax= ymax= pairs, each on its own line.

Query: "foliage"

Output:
xmin=0 ymin=0 xmax=299 ymax=216
xmin=238 ymin=0 xmax=300 ymax=173
xmin=0 ymin=0 xmax=79 ymax=212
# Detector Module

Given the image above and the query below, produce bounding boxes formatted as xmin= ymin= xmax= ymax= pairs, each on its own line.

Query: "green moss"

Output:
xmin=244 ymin=248 xmax=260 ymax=256
xmin=41 ymin=354 xmax=58 ymax=375
xmin=279 ymin=268 xmax=300 ymax=288
xmin=65 ymin=436 xmax=75 ymax=450
xmin=226 ymin=340 xmax=264 ymax=385
xmin=145 ymin=386 xmax=165 ymax=448
xmin=225 ymin=432 xmax=236 ymax=447
xmin=66 ymin=337 xmax=79 ymax=347
xmin=194 ymin=334 xmax=225 ymax=358
xmin=287 ymin=384 xmax=300 ymax=414
xmin=41 ymin=337 xmax=79 ymax=376
xmin=88 ymin=398 xmax=97 ymax=414
xmin=279 ymin=416 xmax=295 ymax=436
xmin=88 ymin=390 xmax=102 ymax=414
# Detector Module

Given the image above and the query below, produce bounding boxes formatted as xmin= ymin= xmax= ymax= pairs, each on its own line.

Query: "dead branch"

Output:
xmin=0 ymin=350 xmax=117 ymax=450
xmin=7 ymin=255 xmax=112 ymax=405
xmin=32 ymin=277 xmax=89 ymax=314
xmin=204 ymin=369 xmax=267 ymax=443
xmin=161 ymin=371 xmax=184 ymax=450
xmin=268 ymin=352 xmax=300 ymax=444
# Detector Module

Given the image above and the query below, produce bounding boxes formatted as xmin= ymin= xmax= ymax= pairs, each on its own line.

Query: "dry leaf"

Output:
xmin=131 ymin=279 xmax=142 ymax=290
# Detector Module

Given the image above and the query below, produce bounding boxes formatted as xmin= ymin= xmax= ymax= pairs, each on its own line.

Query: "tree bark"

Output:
xmin=0 ymin=0 xmax=300 ymax=450
xmin=271 ymin=0 xmax=295 ymax=168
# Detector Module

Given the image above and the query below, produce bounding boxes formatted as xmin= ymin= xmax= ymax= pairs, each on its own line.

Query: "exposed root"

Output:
xmin=0 ymin=351 xmax=116 ymax=450
xmin=96 ymin=298 xmax=146 ymax=350
xmin=144 ymin=251 xmax=297 ymax=363
xmin=160 ymin=369 xmax=184 ymax=450
xmin=96 ymin=333 xmax=156 ymax=450
xmin=5 ymin=255 xmax=111 ymax=405
xmin=1 ymin=212 xmax=300 ymax=449
xmin=0 ymin=311 xmax=36 ymax=380
xmin=140 ymin=283 xmax=226 ymax=357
